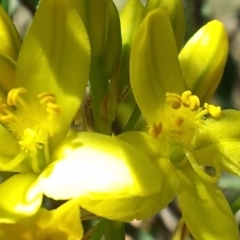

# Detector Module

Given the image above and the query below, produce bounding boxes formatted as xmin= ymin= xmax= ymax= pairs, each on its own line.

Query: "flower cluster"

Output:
xmin=0 ymin=0 xmax=239 ymax=239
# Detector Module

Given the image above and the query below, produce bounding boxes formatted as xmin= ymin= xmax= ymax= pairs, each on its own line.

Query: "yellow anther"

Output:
xmin=38 ymin=92 xmax=56 ymax=104
xmin=0 ymin=114 xmax=14 ymax=123
xmin=148 ymin=122 xmax=162 ymax=138
xmin=46 ymin=102 xmax=60 ymax=115
xmin=7 ymin=87 xmax=26 ymax=106
xmin=165 ymin=92 xmax=182 ymax=109
xmin=175 ymin=117 xmax=183 ymax=127
xmin=204 ymin=103 xmax=221 ymax=118
xmin=188 ymin=95 xmax=200 ymax=111
xmin=37 ymin=92 xmax=60 ymax=116
xmin=181 ymin=90 xmax=192 ymax=106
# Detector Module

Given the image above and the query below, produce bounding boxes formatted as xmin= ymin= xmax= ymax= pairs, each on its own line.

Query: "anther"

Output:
xmin=181 ymin=90 xmax=192 ymax=106
xmin=204 ymin=103 xmax=221 ymax=118
xmin=38 ymin=92 xmax=60 ymax=116
xmin=148 ymin=122 xmax=162 ymax=138
xmin=38 ymin=92 xmax=57 ymax=104
xmin=7 ymin=87 xmax=27 ymax=106
xmin=165 ymin=92 xmax=182 ymax=109
xmin=46 ymin=102 xmax=60 ymax=115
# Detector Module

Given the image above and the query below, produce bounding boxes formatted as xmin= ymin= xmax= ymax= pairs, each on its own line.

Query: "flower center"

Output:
xmin=148 ymin=90 xmax=221 ymax=183
xmin=0 ymin=87 xmax=60 ymax=173
xmin=148 ymin=90 xmax=221 ymax=144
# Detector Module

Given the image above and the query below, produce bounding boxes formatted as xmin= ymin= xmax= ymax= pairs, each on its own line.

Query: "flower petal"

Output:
xmin=0 ymin=199 xmax=82 ymax=240
xmin=39 ymin=132 xmax=161 ymax=199
xmin=194 ymin=110 xmax=240 ymax=176
xmin=15 ymin=0 xmax=90 ymax=149
xmin=38 ymin=132 xmax=163 ymax=221
xmin=142 ymin=0 xmax=185 ymax=51
xmin=78 ymin=158 xmax=177 ymax=221
xmin=130 ymin=8 xmax=185 ymax=124
xmin=176 ymin=165 xmax=239 ymax=240
xmin=0 ymin=173 xmax=42 ymax=223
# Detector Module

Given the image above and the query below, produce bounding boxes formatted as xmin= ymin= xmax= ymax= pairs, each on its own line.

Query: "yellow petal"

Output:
xmin=193 ymin=109 xmax=240 ymax=176
xmin=177 ymin=165 xmax=239 ymax=240
xmin=0 ymin=173 xmax=42 ymax=223
xmin=130 ymin=8 xmax=185 ymax=124
xmin=15 ymin=0 xmax=90 ymax=149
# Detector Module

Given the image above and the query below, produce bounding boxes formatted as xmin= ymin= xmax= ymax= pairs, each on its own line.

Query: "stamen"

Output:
xmin=148 ymin=122 xmax=162 ymax=137
xmin=38 ymin=92 xmax=60 ymax=116
xmin=165 ymin=92 xmax=182 ymax=109
xmin=204 ymin=103 xmax=221 ymax=118
xmin=31 ymin=152 xmax=41 ymax=174
xmin=181 ymin=91 xmax=200 ymax=110
xmin=182 ymin=147 xmax=221 ymax=183
xmin=7 ymin=88 xmax=29 ymax=112
xmin=0 ymin=152 xmax=26 ymax=171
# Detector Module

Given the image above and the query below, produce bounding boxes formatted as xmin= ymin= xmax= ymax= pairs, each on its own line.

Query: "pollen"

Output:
xmin=0 ymin=88 xmax=61 ymax=157
xmin=148 ymin=90 xmax=221 ymax=147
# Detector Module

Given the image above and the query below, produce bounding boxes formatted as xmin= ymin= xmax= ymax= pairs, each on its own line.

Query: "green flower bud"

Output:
xmin=179 ymin=20 xmax=229 ymax=102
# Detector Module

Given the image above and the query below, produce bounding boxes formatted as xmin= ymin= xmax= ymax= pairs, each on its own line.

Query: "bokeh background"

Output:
xmin=2 ymin=0 xmax=240 ymax=239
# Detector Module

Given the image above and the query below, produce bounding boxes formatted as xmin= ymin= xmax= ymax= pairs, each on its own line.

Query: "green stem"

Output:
xmin=89 ymin=60 xmax=108 ymax=132
xmin=104 ymin=221 xmax=125 ymax=240
xmin=231 ymin=196 xmax=240 ymax=214
xmin=123 ymin=104 xmax=141 ymax=132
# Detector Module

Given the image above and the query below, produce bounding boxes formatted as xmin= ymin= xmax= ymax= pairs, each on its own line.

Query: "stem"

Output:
xmin=123 ymin=104 xmax=141 ymax=132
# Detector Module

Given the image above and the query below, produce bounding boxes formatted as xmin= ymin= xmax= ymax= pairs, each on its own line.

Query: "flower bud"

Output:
xmin=0 ymin=6 xmax=22 ymax=60
xmin=179 ymin=20 xmax=229 ymax=102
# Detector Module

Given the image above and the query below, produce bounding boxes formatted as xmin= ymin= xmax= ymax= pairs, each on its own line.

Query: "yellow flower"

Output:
xmin=118 ymin=7 xmax=240 ymax=239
